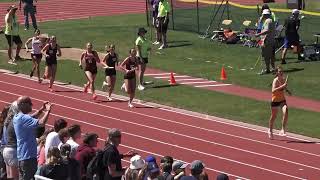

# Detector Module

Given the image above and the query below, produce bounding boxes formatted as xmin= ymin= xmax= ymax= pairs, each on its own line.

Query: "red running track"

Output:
xmin=0 ymin=72 xmax=319 ymax=180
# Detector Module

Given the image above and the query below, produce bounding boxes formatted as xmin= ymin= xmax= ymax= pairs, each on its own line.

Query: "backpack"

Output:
xmin=86 ymin=144 xmax=112 ymax=180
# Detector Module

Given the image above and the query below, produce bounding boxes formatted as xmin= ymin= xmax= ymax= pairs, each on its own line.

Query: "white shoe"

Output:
xmin=8 ymin=59 xmax=17 ymax=65
xmin=153 ymin=41 xmax=160 ymax=45
xmin=268 ymin=130 xmax=274 ymax=140
xmin=106 ymin=96 xmax=113 ymax=101
xmin=138 ymin=85 xmax=145 ymax=91
xmin=128 ymin=103 xmax=134 ymax=108
xmin=279 ymin=129 xmax=286 ymax=136
xmin=158 ymin=44 xmax=168 ymax=50
xmin=102 ymin=81 xmax=108 ymax=91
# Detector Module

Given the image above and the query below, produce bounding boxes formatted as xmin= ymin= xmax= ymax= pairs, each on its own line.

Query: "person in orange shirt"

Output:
xmin=268 ymin=66 xmax=291 ymax=139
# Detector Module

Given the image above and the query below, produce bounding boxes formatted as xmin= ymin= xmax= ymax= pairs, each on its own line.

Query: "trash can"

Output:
xmin=287 ymin=0 xmax=303 ymax=10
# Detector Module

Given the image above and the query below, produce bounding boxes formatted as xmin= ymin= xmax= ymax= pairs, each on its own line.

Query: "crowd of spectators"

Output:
xmin=0 ymin=96 xmax=229 ymax=180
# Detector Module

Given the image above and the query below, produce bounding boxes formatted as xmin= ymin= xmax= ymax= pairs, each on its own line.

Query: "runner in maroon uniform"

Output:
xmin=79 ymin=42 xmax=106 ymax=100
xmin=120 ymin=49 xmax=139 ymax=108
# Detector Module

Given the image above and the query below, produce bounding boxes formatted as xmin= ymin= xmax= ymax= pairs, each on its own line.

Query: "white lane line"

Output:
xmin=1 ymin=75 xmax=319 ymax=158
xmin=181 ymin=81 xmax=218 ymax=85
xmin=0 ymin=99 xmax=248 ymax=180
xmin=196 ymin=84 xmax=232 ymax=87
xmin=154 ymin=75 xmax=189 ymax=79
xmin=0 ymin=92 xmax=318 ymax=176
xmin=145 ymin=73 xmax=173 ymax=76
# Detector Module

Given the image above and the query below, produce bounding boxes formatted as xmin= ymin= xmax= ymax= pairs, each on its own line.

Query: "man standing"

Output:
xmin=157 ymin=0 xmax=171 ymax=50
xmin=101 ymin=128 xmax=135 ymax=180
xmin=4 ymin=5 xmax=22 ymax=64
xmin=19 ymin=0 xmax=38 ymax=31
xmin=256 ymin=9 xmax=276 ymax=75
xmin=281 ymin=9 xmax=301 ymax=64
xmin=13 ymin=96 xmax=52 ymax=180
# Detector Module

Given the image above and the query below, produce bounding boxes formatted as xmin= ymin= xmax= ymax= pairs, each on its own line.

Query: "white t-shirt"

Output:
xmin=66 ymin=138 xmax=79 ymax=158
xmin=44 ymin=132 xmax=61 ymax=159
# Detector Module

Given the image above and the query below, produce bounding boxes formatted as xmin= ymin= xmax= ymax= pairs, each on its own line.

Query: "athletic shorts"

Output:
xmin=45 ymin=57 xmax=57 ymax=66
xmin=271 ymin=100 xmax=287 ymax=107
xmin=105 ymin=69 xmax=116 ymax=76
xmin=85 ymin=67 xmax=98 ymax=75
xmin=31 ymin=53 xmax=42 ymax=60
xmin=124 ymin=72 xmax=136 ymax=80
xmin=5 ymin=35 xmax=22 ymax=47
xmin=284 ymin=38 xmax=299 ymax=49
xmin=157 ymin=17 xmax=169 ymax=34
xmin=3 ymin=146 xmax=18 ymax=167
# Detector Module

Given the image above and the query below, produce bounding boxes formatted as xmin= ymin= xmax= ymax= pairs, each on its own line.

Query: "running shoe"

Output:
xmin=153 ymin=41 xmax=160 ymax=45
xmin=268 ymin=130 xmax=274 ymax=140
xmin=14 ymin=56 xmax=22 ymax=61
xmin=128 ymin=103 xmax=134 ymax=108
xmin=92 ymin=93 xmax=97 ymax=100
xmin=158 ymin=44 xmax=168 ymax=50
xmin=106 ymin=96 xmax=113 ymax=101
xmin=38 ymin=79 xmax=42 ymax=84
xmin=279 ymin=129 xmax=287 ymax=137
xmin=120 ymin=83 xmax=126 ymax=91
xmin=137 ymin=84 xmax=145 ymax=91
xmin=102 ymin=81 xmax=108 ymax=91
xmin=83 ymin=84 xmax=89 ymax=93
xmin=8 ymin=59 xmax=17 ymax=65
xmin=48 ymin=87 xmax=54 ymax=92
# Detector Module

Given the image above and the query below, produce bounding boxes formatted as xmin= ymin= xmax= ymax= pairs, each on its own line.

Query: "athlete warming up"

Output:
xmin=268 ymin=66 xmax=291 ymax=139
xmin=102 ymin=44 xmax=118 ymax=101
xmin=41 ymin=36 xmax=61 ymax=92
xmin=25 ymin=29 xmax=44 ymax=83
xmin=120 ymin=49 xmax=139 ymax=108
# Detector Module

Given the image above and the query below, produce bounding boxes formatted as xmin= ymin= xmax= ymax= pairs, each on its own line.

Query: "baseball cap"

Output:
xmin=147 ymin=161 xmax=160 ymax=173
xmin=138 ymin=27 xmax=147 ymax=35
xmin=145 ymin=155 xmax=156 ymax=163
xmin=190 ymin=160 xmax=205 ymax=171
xmin=262 ymin=9 xmax=271 ymax=15
xmin=172 ymin=161 xmax=188 ymax=172
xmin=292 ymin=9 xmax=300 ymax=14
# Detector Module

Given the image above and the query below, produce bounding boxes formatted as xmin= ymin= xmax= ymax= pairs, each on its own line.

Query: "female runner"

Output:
xmin=79 ymin=42 xmax=107 ymax=100
xmin=25 ymin=29 xmax=44 ymax=83
xmin=120 ymin=49 xmax=139 ymax=108
xmin=41 ymin=36 xmax=61 ymax=92
xmin=102 ymin=44 xmax=118 ymax=101
xmin=268 ymin=66 xmax=291 ymax=139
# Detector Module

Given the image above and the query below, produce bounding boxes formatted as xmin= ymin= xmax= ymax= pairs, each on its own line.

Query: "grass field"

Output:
xmin=0 ymin=55 xmax=319 ymax=138
xmin=1 ymin=13 xmax=319 ymax=100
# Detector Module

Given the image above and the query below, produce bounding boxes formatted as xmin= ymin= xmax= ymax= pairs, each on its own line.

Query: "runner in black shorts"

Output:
xmin=41 ymin=36 xmax=61 ymax=92
xmin=79 ymin=42 xmax=104 ymax=100
xmin=120 ymin=49 xmax=139 ymax=108
xmin=102 ymin=44 xmax=118 ymax=101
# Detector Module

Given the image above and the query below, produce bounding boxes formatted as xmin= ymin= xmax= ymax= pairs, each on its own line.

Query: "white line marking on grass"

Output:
xmin=196 ymin=84 xmax=232 ymax=87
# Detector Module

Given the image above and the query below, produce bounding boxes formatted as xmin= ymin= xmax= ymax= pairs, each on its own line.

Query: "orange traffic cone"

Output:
xmin=169 ymin=72 xmax=176 ymax=85
xmin=220 ymin=66 xmax=227 ymax=80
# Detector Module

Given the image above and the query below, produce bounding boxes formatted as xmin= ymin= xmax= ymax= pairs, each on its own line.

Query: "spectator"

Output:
xmin=150 ymin=0 xmax=161 ymax=44
xmin=281 ymin=9 xmax=302 ymax=64
xmin=146 ymin=161 xmax=161 ymax=180
xmin=172 ymin=161 xmax=188 ymax=180
xmin=75 ymin=133 xmax=98 ymax=180
xmin=60 ymin=143 xmax=81 ymax=180
xmin=45 ymin=118 xmax=67 ymax=159
xmin=13 ymin=96 xmax=52 ymax=180
xmin=2 ymin=102 xmax=19 ymax=180
xmin=257 ymin=4 xmax=277 ymax=33
xmin=4 ymin=5 xmax=22 ymax=64
xmin=157 ymin=0 xmax=171 ymax=49
xmin=66 ymin=124 xmax=81 ymax=158
xmin=145 ymin=155 xmax=157 ymax=164
xmin=216 ymin=173 xmax=229 ymax=180
xmin=0 ymin=105 xmax=10 ymax=179
xmin=125 ymin=155 xmax=146 ymax=180
xmin=57 ymin=128 xmax=70 ymax=149
xmin=160 ymin=162 xmax=174 ymax=180
xmin=160 ymin=156 xmax=173 ymax=165
xmin=101 ymin=128 xmax=136 ymax=180
xmin=181 ymin=160 xmax=205 ymax=180
xmin=19 ymin=0 xmax=38 ymax=30
xmin=37 ymin=128 xmax=53 ymax=170
xmin=256 ymin=9 xmax=276 ymax=75
xmin=39 ymin=146 xmax=68 ymax=179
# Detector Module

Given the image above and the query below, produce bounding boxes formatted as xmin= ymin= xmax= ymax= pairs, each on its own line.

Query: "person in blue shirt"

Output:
xmin=13 ymin=96 xmax=52 ymax=180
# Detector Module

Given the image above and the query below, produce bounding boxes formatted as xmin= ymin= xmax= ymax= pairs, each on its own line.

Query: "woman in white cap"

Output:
xmin=125 ymin=155 xmax=145 ymax=180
